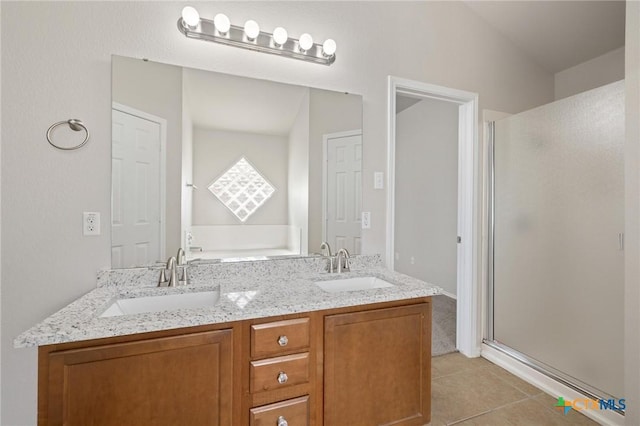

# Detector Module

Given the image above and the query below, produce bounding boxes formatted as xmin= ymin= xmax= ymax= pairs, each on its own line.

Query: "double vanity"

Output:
xmin=17 ymin=255 xmax=441 ymax=426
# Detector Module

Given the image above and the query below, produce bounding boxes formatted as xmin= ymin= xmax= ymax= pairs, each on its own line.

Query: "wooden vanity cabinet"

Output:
xmin=246 ymin=315 xmax=315 ymax=426
xmin=38 ymin=298 xmax=431 ymax=426
xmin=324 ymin=303 xmax=432 ymax=426
xmin=39 ymin=326 xmax=238 ymax=426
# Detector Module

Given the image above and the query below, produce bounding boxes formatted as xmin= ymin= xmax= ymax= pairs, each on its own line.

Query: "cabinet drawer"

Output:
xmin=250 ymin=352 xmax=309 ymax=393
xmin=251 ymin=318 xmax=310 ymax=358
xmin=250 ymin=395 xmax=309 ymax=426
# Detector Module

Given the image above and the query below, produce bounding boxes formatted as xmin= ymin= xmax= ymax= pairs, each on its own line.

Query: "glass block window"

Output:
xmin=208 ymin=157 xmax=276 ymax=222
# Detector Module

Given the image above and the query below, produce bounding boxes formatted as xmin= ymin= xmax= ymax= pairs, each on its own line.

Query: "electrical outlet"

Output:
xmin=83 ymin=212 xmax=101 ymax=236
xmin=361 ymin=212 xmax=371 ymax=229
xmin=410 ymin=256 xmax=415 ymax=265
xmin=374 ymin=172 xmax=384 ymax=189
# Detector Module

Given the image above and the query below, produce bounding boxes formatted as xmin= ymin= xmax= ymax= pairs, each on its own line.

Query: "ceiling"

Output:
xmin=464 ymin=1 xmax=625 ymax=73
xmin=396 ymin=95 xmax=422 ymax=114
xmin=183 ymin=68 xmax=308 ymax=136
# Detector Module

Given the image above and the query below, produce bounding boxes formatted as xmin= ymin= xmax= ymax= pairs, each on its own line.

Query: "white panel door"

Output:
xmin=112 ymin=109 xmax=162 ymax=268
xmin=326 ymin=134 xmax=362 ymax=254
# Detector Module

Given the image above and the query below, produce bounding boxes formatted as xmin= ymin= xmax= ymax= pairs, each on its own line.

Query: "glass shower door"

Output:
xmin=490 ymin=81 xmax=624 ymax=399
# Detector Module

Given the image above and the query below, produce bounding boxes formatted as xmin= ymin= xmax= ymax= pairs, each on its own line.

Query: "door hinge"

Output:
xmin=457 ymin=236 xmax=462 ymax=244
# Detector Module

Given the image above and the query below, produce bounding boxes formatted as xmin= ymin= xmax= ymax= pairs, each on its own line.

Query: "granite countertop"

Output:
xmin=15 ymin=257 xmax=441 ymax=348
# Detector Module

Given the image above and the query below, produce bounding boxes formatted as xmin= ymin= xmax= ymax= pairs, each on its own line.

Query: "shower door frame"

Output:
xmin=484 ymin=118 xmax=625 ymax=418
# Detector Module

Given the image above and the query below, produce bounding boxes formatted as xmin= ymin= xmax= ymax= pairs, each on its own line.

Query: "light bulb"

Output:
xmin=213 ymin=13 xmax=231 ymax=34
xmin=273 ymin=27 xmax=288 ymax=46
xmin=299 ymin=33 xmax=313 ymax=51
xmin=181 ymin=6 xmax=200 ymax=29
xmin=244 ymin=20 xmax=260 ymax=40
xmin=322 ymin=39 xmax=337 ymax=56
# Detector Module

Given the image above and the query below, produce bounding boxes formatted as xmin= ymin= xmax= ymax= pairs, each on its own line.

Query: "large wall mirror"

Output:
xmin=111 ymin=55 xmax=363 ymax=268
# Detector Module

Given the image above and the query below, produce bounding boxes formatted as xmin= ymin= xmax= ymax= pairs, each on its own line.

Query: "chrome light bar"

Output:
xmin=177 ymin=8 xmax=336 ymax=66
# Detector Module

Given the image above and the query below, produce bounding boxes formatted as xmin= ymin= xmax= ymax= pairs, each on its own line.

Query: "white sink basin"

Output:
xmin=315 ymin=276 xmax=395 ymax=293
xmin=99 ymin=290 xmax=220 ymax=317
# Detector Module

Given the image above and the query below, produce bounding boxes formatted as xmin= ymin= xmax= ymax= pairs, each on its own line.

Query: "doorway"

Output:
xmin=387 ymin=77 xmax=478 ymax=356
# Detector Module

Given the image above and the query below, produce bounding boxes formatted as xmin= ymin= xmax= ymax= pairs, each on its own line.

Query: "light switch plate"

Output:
xmin=361 ymin=212 xmax=371 ymax=229
xmin=374 ymin=172 xmax=384 ymax=189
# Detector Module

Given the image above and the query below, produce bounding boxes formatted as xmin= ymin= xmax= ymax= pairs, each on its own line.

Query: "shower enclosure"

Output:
xmin=487 ymin=81 xmax=625 ymax=404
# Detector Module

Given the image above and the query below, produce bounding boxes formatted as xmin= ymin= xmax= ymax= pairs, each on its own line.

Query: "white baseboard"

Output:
xmin=438 ymin=290 xmax=457 ymax=300
xmin=481 ymin=344 xmax=624 ymax=426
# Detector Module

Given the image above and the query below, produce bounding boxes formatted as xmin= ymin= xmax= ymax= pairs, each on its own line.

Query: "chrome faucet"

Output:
xmin=176 ymin=248 xmax=186 ymax=266
xmin=320 ymin=241 xmax=332 ymax=257
xmin=336 ymin=248 xmax=351 ymax=274
xmin=158 ymin=256 xmax=178 ymax=287
xmin=157 ymin=248 xmax=192 ymax=287
xmin=176 ymin=248 xmax=189 ymax=285
xmin=320 ymin=242 xmax=337 ymax=273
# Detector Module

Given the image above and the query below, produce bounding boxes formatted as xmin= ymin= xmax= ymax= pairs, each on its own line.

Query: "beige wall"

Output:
xmin=625 ymin=1 xmax=640 ymax=423
xmin=112 ymin=55 xmax=183 ymax=256
xmin=554 ymin=46 xmax=625 ymax=100
xmin=192 ymin=128 xmax=289 ymax=225
xmin=1 ymin=2 xmax=554 ymax=423
xmin=394 ymin=98 xmax=459 ymax=296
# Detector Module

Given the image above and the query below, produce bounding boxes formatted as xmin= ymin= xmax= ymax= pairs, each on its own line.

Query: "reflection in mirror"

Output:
xmin=111 ymin=55 xmax=362 ymax=268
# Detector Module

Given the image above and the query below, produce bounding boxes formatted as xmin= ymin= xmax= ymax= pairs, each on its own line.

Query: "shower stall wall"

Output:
xmin=488 ymin=81 xmax=625 ymax=400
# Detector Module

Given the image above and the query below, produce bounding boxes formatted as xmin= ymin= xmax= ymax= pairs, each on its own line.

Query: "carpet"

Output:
xmin=432 ymin=294 xmax=457 ymax=356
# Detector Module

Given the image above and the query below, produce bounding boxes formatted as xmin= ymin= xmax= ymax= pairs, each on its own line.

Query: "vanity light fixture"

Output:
xmin=243 ymin=20 xmax=260 ymax=41
xmin=213 ymin=13 xmax=230 ymax=35
xmin=177 ymin=7 xmax=336 ymax=65
xmin=181 ymin=6 xmax=200 ymax=29
xmin=272 ymin=27 xmax=288 ymax=47
xmin=298 ymin=33 xmax=314 ymax=52
xmin=322 ymin=39 xmax=337 ymax=57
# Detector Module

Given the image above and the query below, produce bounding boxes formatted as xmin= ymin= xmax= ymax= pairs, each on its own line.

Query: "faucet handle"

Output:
xmin=157 ymin=268 xmax=168 ymax=287
xmin=178 ymin=265 xmax=189 ymax=286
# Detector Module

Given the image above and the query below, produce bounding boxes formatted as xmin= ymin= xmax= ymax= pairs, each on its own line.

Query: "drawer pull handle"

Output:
xmin=277 ymin=371 xmax=288 ymax=384
xmin=277 ymin=416 xmax=288 ymax=426
xmin=277 ymin=335 xmax=289 ymax=346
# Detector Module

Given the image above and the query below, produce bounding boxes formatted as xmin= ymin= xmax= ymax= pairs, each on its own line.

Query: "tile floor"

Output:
xmin=430 ymin=352 xmax=599 ymax=425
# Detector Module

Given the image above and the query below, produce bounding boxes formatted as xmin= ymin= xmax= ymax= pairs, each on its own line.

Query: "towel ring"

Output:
xmin=46 ymin=119 xmax=90 ymax=150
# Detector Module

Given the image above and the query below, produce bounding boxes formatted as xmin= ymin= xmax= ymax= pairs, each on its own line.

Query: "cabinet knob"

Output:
xmin=277 ymin=416 xmax=288 ymax=426
xmin=277 ymin=335 xmax=289 ymax=346
xmin=277 ymin=371 xmax=288 ymax=384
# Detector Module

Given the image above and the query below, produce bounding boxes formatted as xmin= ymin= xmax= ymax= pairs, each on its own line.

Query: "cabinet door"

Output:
xmin=324 ymin=303 xmax=431 ymax=426
xmin=46 ymin=329 xmax=233 ymax=426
